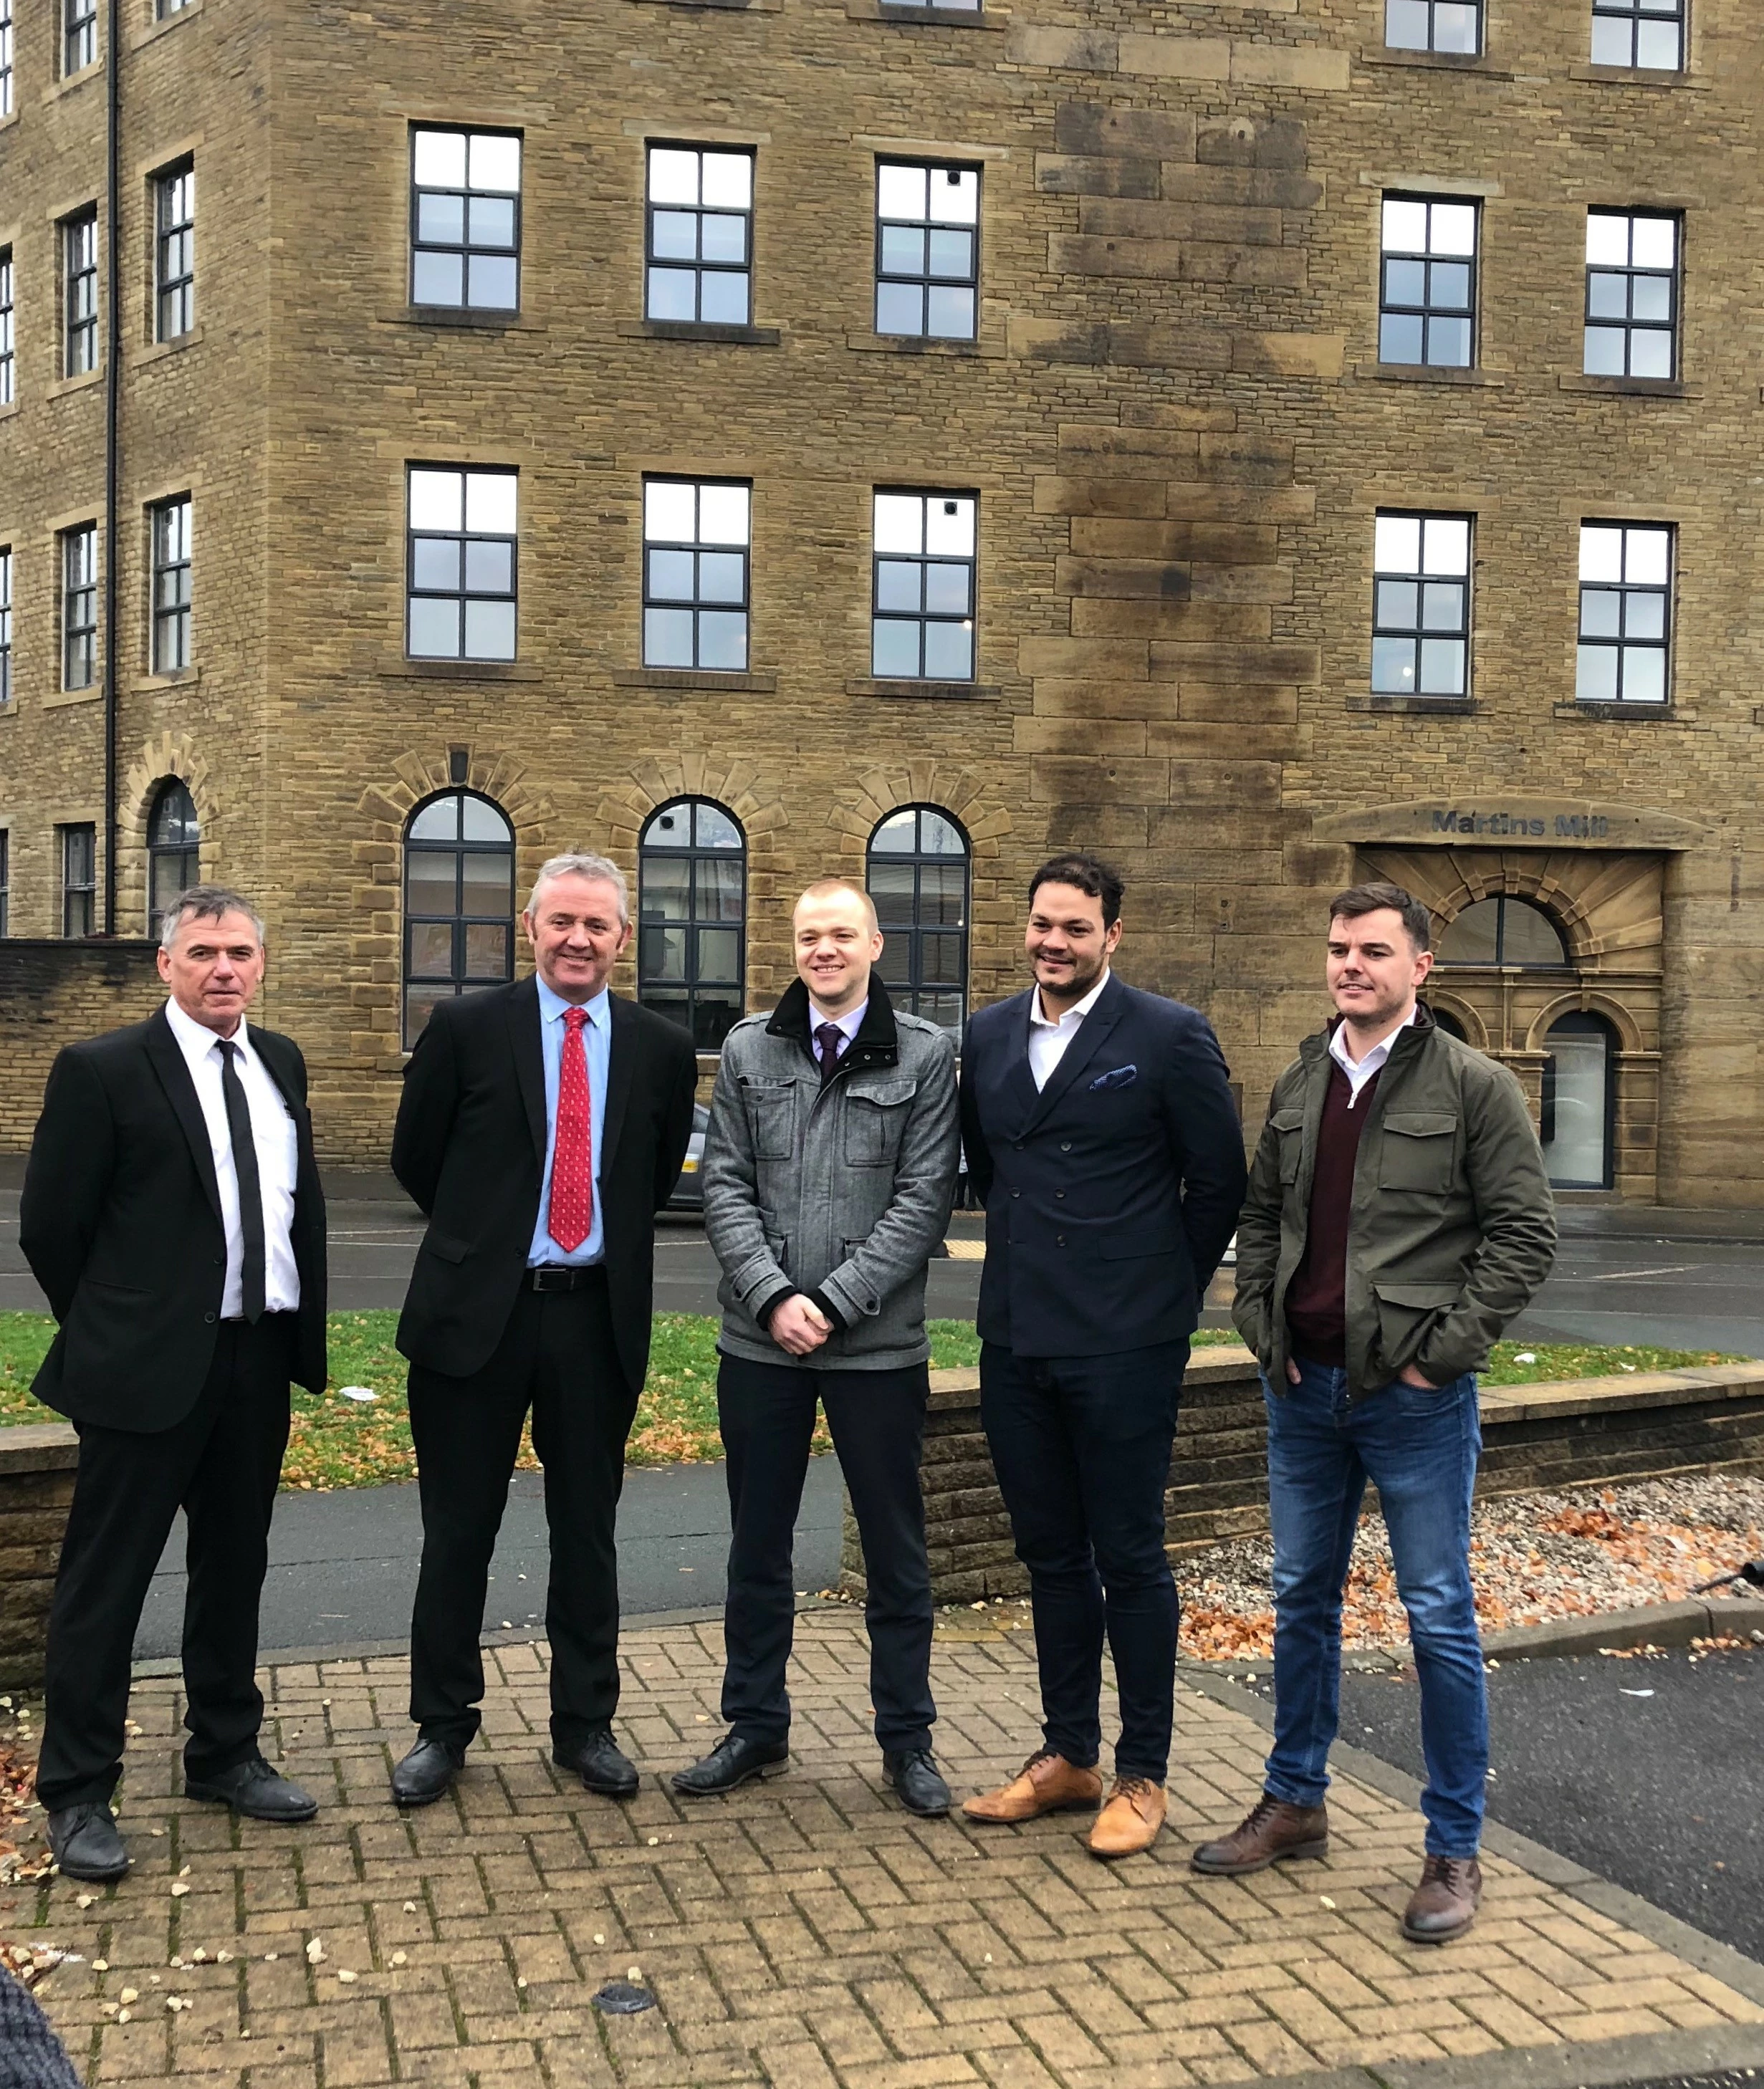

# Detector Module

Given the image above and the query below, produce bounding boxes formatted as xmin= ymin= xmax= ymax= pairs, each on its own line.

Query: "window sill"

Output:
xmin=42 ymin=685 xmax=103 ymax=709
xmin=130 ymin=0 xmax=202 ymax=51
xmin=45 ymin=369 xmax=105 ymax=401
xmin=1352 ymin=362 xmax=1505 ymax=388
xmin=618 ymin=320 xmax=782 ymax=347
xmin=612 ymin=668 xmax=778 ymax=693
xmin=1558 ymin=371 xmax=1692 ymax=399
xmin=847 ymin=677 xmax=997 ymax=701
xmin=1346 ymin=693 xmax=1478 ymax=714
xmin=628 ymin=0 xmax=782 ymax=11
xmin=1554 ymin=700 xmax=1691 ymax=722
xmin=1568 ymin=63 xmax=1709 ymax=90
xmin=131 ymin=325 xmax=204 ymax=369
xmin=845 ymin=331 xmax=1002 ymax=359
xmin=0 ymin=402 xmax=18 ymax=425
xmin=847 ymin=0 xmax=1005 ymax=27
xmin=380 ymin=305 xmax=543 ymax=334
xmin=0 ymin=110 xmax=19 ymax=136
xmin=133 ymin=666 xmax=201 ymax=693
xmin=1358 ymin=47 xmax=1512 ymax=78
xmin=40 ymin=61 xmax=105 ymax=107
xmin=382 ymin=658 xmax=544 ymax=681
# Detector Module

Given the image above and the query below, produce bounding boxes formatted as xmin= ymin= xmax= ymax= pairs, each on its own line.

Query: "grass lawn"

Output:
xmin=0 ymin=1310 xmax=1739 ymax=1492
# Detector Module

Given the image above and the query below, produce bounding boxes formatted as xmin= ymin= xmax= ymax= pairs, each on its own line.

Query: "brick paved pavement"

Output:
xmin=9 ymin=1610 xmax=1764 ymax=2089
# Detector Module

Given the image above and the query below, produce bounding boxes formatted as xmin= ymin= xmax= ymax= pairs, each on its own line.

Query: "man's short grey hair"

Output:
xmin=526 ymin=852 xmax=630 ymax=923
xmin=158 ymin=884 xmax=267 ymax=952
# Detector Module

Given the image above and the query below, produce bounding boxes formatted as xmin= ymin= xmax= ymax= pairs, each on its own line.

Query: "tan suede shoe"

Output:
xmin=962 ymin=1748 xmax=1103 ymax=1824
xmin=1087 ymin=1777 xmax=1166 ymax=1858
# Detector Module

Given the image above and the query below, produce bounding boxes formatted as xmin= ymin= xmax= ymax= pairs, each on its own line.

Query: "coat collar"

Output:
xmin=766 ymin=974 xmax=901 ymax=1074
xmin=1300 ymin=999 xmax=1437 ymax=1065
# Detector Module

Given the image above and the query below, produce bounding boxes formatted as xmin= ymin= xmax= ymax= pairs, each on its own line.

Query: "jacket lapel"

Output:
xmin=1022 ymin=973 xmax=1128 ymax=1134
xmin=599 ymin=994 xmax=638 ymax=1178
xmin=505 ymin=976 xmax=547 ymax=1166
xmin=1000 ymin=991 xmax=1041 ymax=1129
xmin=143 ymin=1006 xmax=224 ymax=1224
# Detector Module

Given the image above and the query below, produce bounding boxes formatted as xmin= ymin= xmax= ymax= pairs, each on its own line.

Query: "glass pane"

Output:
xmin=150 ymin=782 xmax=198 ymax=844
xmin=406 ymin=855 xmax=456 ymax=913
xmin=1576 ymin=643 xmax=1620 ymax=700
xmin=1418 ymin=638 xmax=1466 ymax=694
xmin=469 ymin=133 xmax=521 ymax=192
xmin=695 ymin=855 xmax=743 ymax=920
xmin=1434 ymin=1 xmax=1479 ymax=50
xmin=920 ymin=812 xmax=964 ymax=858
xmin=1542 ymin=1023 xmax=1609 ymax=1188
xmin=925 ymin=496 xmax=976 ymax=555
xmin=1634 ymin=16 xmax=1680 ymax=64
xmin=411 ymin=250 xmax=464 ymax=306
xmin=1382 ymin=198 xmax=1429 ymax=251
xmin=1629 ymin=275 xmax=1671 ymax=324
xmin=1629 ymin=328 xmax=1672 ymax=378
xmin=926 ymin=229 xmax=973 ymax=279
xmin=1374 ymin=512 xmax=1421 ymax=572
xmin=1621 ymin=645 xmax=1667 ymax=701
xmin=645 ymin=479 xmax=696 ymax=542
xmin=1624 ymin=590 xmax=1666 ymax=640
xmin=464 ymin=922 xmax=509 ymax=976
xmin=408 ymin=597 xmax=461 ymax=658
xmin=876 ymin=560 xmax=923 ymax=613
xmin=465 ymin=472 xmax=517 ymax=534
xmin=918 ymin=991 xmax=963 ymax=1031
xmin=921 ymin=931 xmax=963 ymax=982
xmin=412 ymin=537 xmax=461 ymax=589
xmin=408 ymin=796 xmax=460 ymax=842
xmin=877 ymin=163 xmax=927 ymax=220
xmin=646 ymin=802 xmax=691 ymax=847
xmin=413 ymin=129 xmax=466 ymax=188
xmin=1430 ymin=203 xmax=1477 ymax=256
xmin=926 ymin=284 xmax=976 ymax=339
xmin=695 ymin=802 xmax=743 ymax=850
xmin=1586 ymin=271 xmax=1629 ymax=319
xmin=876 ymin=938 xmax=912 ymax=985
xmin=1502 ymin=901 xmax=1567 ymax=966
xmin=928 ymin=168 xmax=979 ymax=225
xmin=1438 ymin=898 xmax=1499 ymax=964
xmin=404 ymin=984 xmax=455 ymax=1048
xmin=1422 ymin=515 xmax=1470 ymax=574
xmin=1383 ymin=258 xmax=1427 ymax=306
xmin=697 ymin=609 xmax=747 ymax=669
xmin=1580 ymin=525 xmax=1624 ymax=582
xmin=647 ymin=548 xmax=696 ymax=600
xmin=1583 ymin=325 xmax=1628 ymax=374
xmin=1385 ymin=0 xmax=1429 ymax=47
xmin=874 ymin=494 xmax=924 ymax=554
xmin=1580 ymin=588 xmax=1621 ymax=637
xmin=698 ymin=270 xmax=749 ymax=324
xmin=699 ymin=213 xmax=747 ymax=265
xmin=1590 ymin=15 xmax=1632 ymax=63
xmin=922 ymin=619 xmax=973 ymax=679
xmin=1371 ymin=635 xmax=1417 ymax=692
xmin=1427 ymin=315 xmax=1472 ymax=365
xmin=417 ymin=192 xmax=466 ymax=244
xmin=460 ymin=787 xmax=512 ymax=840
xmin=651 ymin=210 xmax=699 ymax=261
xmin=1429 ymin=261 xmax=1472 ymax=309
xmin=881 ymin=225 xmax=927 ymax=277
xmin=467 ymin=196 xmax=517 ymax=248
xmin=693 ymin=989 xmax=742 ymax=1051
xmin=1586 ymin=213 xmax=1630 ymax=266
xmin=409 ymin=469 xmax=462 ymax=531
xmin=642 ymin=860 xmax=691 ymax=923
xmin=868 ymin=861 xmax=916 ymax=923
xmin=922 ymin=862 xmax=967 ymax=919
xmin=641 ymin=923 xmax=688 ymax=981
xmin=1631 ymin=216 xmax=1676 ymax=269
xmin=1626 ymin=527 xmax=1670 ymax=584
xmin=869 ymin=810 xmax=916 ymax=853
xmin=700 ymin=153 xmax=752 ymax=208
xmin=924 ymin=562 xmax=970 ymax=615
xmin=644 ymin=608 xmax=694 ymax=665
xmin=1376 ymin=580 xmax=1419 ymax=629
xmin=873 ymin=619 xmax=921 ymax=677
xmin=648 ymin=149 xmax=701 ymax=206
xmin=466 ymin=254 xmax=518 ymax=309
xmin=408 ymin=921 xmax=455 ymax=976
xmin=876 ymin=281 xmax=924 ymax=336
xmin=643 ymin=989 xmax=693 ymax=1036
xmin=464 ymin=599 xmax=516 ymax=660
xmin=1421 ymin=581 xmax=1465 ymax=631
xmin=1380 ymin=311 xmax=1424 ymax=364
xmin=647 ymin=266 xmax=698 ymax=321
xmin=464 ymin=539 xmax=512 ymax=594
xmin=698 ymin=483 xmax=749 ymax=545
xmin=695 ymin=927 xmax=739 ymax=983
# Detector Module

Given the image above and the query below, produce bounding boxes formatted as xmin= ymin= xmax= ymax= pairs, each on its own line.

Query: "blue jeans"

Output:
xmin=1262 ymin=1358 xmax=1486 ymax=1856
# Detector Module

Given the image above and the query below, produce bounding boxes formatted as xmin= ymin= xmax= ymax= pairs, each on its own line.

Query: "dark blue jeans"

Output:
xmin=1262 ymin=1358 xmax=1487 ymax=1855
xmin=981 ymin=1339 xmax=1189 ymax=1782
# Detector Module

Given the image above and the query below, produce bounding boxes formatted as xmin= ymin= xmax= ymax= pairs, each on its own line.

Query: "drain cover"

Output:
xmin=593 ymin=1982 xmax=656 ymax=2015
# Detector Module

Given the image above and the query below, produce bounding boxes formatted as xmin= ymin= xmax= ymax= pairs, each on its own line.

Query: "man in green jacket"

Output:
xmin=1193 ymin=882 xmax=1556 ymax=1944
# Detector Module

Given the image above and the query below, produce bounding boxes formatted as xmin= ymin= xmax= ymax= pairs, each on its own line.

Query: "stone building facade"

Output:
xmin=0 ymin=0 xmax=1758 ymax=1203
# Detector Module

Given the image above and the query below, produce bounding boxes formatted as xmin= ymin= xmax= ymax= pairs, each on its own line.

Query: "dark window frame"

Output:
xmin=401 ymin=789 xmax=517 ymax=1048
xmin=0 ymin=246 xmax=13 ymax=405
xmin=155 ymin=0 xmax=194 ymax=18
xmin=0 ymin=828 xmax=9 ymax=938
xmin=1438 ymin=894 xmax=1571 ymax=969
xmin=866 ymin=804 xmax=971 ymax=1032
xmin=1577 ymin=519 xmax=1673 ymax=705
xmin=1379 ymin=193 xmax=1478 ymax=370
xmin=1384 ymin=0 xmax=1482 ymax=52
xmin=637 ymin=796 xmax=747 ymax=1050
xmin=408 ymin=125 xmax=523 ymax=314
xmin=63 ymin=0 xmax=96 ymax=73
xmin=155 ymin=160 xmax=195 ymax=341
xmin=875 ymin=158 xmax=981 ymax=342
xmin=406 ymin=465 xmax=519 ymax=663
xmin=1591 ymin=0 xmax=1685 ymax=69
xmin=0 ymin=3 xmax=11 ymax=128
xmin=1540 ymin=1010 xmax=1618 ymax=1191
xmin=63 ymin=208 xmax=99 ymax=377
xmin=641 ymin=477 xmax=752 ymax=672
xmin=61 ymin=524 xmax=97 ymax=690
xmin=1583 ymin=209 xmax=1679 ymax=380
xmin=151 ymin=495 xmax=192 ymax=673
xmin=871 ymin=489 xmax=978 ymax=682
xmin=0 ymin=544 xmax=11 ymax=707
xmin=1371 ymin=509 xmax=1473 ymax=699
xmin=59 ymin=822 xmax=96 ymax=938
xmin=644 ymin=142 xmax=755 ymax=327
xmin=146 ymin=778 xmax=200 ymax=938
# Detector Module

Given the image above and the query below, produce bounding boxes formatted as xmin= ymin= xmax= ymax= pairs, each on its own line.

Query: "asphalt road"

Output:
xmin=1229 ymin=1642 xmax=1764 ymax=1963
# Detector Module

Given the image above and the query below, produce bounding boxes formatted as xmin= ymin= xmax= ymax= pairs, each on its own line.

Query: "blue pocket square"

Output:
xmin=1089 ymin=1063 xmax=1138 ymax=1091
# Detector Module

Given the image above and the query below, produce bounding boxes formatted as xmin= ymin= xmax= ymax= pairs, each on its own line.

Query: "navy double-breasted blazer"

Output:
xmin=957 ymin=974 xmax=1247 ymax=1358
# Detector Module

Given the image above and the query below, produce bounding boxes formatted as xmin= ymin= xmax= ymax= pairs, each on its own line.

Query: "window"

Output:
xmin=867 ymin=806 xmax=969 ymax=1030
xmin=63 ymin=0 xmax=95 ymax=72
xmin=1541 ymin=1012 xmax=1615 ymax=1189
xmin=0 ymin=831 xmax=8 ymax=937
xmin=155 ymin=0 xmax=194 ymax=17
xmin=63 ymin=209 xmax=99 ymax=376
xmin=59 ymin=824 xmax=95 ymax=937
xmin=0 ymin=547 xmax=10 ymax=706
xmin=876 ymin=161 xmax=979 ymax=341
xmin=1379 ymin=196 xmax=1476 ymax=368
xmin=1584 ymin=211 xmax=1677 ymax=379
xmin=872 ymin=491 xmax=977 ymax=681
xmin=1591 ymin=0 xmax=1684 ymax=69
xmin=155 ymin=163 xmax=195 ymax=340
xmin=410 ymin=128 xmax=522 ymax=312
xmin=61 ymin=524 xmax=97 ymax=690
xmin=0 ymin=247 xmax=14 ymax=405
xmin=646 ymin=146 xmax=753 ymax=325
xmin=1439 ymin=895 xmax=1569 ymax=967
xmin=1385 ymin=0 xmax=1480 ymax=52
xmin=147 ymin=779 xmax=199 ymax=937
xmin=1371 ymin=512 xmax=1471 ymax=698
xmin=638 ymin=798 xmax=745 ymax=1048
xmin=406 ymin=466 xmax=517 ymax=661
xmin=1578 ymin=522 xmax=1672 ymax=703
xmin=642 ymin=479 xmax=749 ymax=671
xmin=0 ymin=0 xmax=12 ymax=120
xmin=403 ymin=791 xmax=516 ymax=1046
xmin=151 ymin=496 xmax=192 ymax=672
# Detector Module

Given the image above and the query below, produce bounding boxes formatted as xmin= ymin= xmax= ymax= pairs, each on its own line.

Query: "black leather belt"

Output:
xmin=528 ymin=1264 xmax=606 ymax=1293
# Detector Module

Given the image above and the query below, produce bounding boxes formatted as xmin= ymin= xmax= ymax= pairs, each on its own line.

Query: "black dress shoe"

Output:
xmin=185 ymin=1757 xmax=319 ymax=1823
xmin=671 ymin=1733 xmax=788 ymax=1797
xmin=553 ymin=1729 xmax=639 ymax=1799
xmin=883 ymin=1749 xmax=951 ymax=1818
xmin=390 ymin=1738 xmax=464 ymax=1809
xmin=47 ymin=1802 xmax=130 ymax=1883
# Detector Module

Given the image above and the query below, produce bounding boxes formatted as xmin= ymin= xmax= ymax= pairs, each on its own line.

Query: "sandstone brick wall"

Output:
xmin=0 ymin=1426 xmax=80 ymax=1691
xmin=0 ymin=941 xmax=163 ymax=1146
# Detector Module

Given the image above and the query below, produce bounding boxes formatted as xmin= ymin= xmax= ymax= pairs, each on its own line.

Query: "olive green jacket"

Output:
xmin=1232 ymin=1006 xmax=1557 ymax=1404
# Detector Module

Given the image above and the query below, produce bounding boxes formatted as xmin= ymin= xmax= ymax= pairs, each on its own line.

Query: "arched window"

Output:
xmin=1427 ymin=1002 xmax=1468 ymax=1042
xmin=638 ymin=797 xmax=745 ymax=1047
xmin=403 ymin=789 xmax=515 ymax=1046
xmin=1437 ymin=895 xmax=1568 ymax=968
xmin=867 ymin=805 xmax=969 ymax=1030
xmin=147 ymin=779 xmax=200 ymax=937
xmin=1541 ymin=1011 xmax=1616 ymax=1189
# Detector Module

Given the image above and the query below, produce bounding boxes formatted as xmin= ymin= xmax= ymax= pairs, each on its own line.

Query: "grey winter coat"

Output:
xmin=703 ymin=976 xmax=960 ymax=1370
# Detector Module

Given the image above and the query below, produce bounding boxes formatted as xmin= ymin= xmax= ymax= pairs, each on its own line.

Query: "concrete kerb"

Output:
xmin=1181 ymin=2025 xmax=1764 ymax=2089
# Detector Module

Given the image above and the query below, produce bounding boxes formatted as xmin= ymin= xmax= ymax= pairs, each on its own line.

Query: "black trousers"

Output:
xmin=980 ymin=1338 xmax=1189 ymax=1783
xmin=407 ymin=1277 xmax=635 ymax=1752
xmin=717 ymin=1350 xmax=936 ymax=1754
xmin=37 ymin=1315 xmax=296 ymax=1812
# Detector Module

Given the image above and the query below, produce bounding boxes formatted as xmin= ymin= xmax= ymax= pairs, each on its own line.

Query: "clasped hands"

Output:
xmin=770 ymin=1293 xmax=833 ymax=1356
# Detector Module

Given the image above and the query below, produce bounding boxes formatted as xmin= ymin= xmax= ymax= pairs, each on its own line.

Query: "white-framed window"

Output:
xmin=642 ymin=479 xmax=750 ymax=671
xmin=1577 ymin=522 xmax=1672 ymax=704
xmin=406 ymin=467 xmax=518 ymax=661
xmin=1372 ymin=512 xmax=1472 ymax=699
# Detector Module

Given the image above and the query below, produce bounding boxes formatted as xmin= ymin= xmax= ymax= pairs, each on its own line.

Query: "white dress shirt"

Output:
xmin=1329 ymin=1002 xmax=1420 ymax=1109
xmin=1026 ymin=969 xmax=1112 ymax=1092
xmin=163 ymin=996 xmax=301 ymax=1316
xmin=809 ymin=995 xmax=868 ymax=1066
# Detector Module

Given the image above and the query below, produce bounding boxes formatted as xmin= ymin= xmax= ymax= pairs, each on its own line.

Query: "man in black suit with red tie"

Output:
xmin=21 ymin=887 xmax=329 ymax=1883
xmin=388 ymin=851 xmax=697 ymax=1807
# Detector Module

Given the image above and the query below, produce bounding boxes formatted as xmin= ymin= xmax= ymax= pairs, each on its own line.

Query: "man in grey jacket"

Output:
xmin=679 ymin=878 xmax=960 ymax=1815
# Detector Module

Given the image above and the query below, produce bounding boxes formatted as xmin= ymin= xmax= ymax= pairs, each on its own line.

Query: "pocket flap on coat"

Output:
xmin=1270 ymin=1107 xmax=1305 ymax=1132
xmin=421 ymin=1229 xmax=472 ymax=1264
xmin=1383 ymin=1113 xmax=1457 ymax=1138
xmin=1372 ymin=1279 xmax=1462 ymax=1308
xmin=847 ymin=1079 xmax=919 ymax=1108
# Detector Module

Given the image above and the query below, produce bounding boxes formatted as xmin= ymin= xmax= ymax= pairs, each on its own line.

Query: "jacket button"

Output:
xmin=1060 ymin=1142 xmax=1072 ymax=1152
xmin=214 ymin=1255 xmax=224 ymax=1267
xmin=1055 ymin=1190 xmax=1065 ymax=1200
xmin=203 ymin=1312 xmax=217 ymax=1324
xmin=1055 ymin=1235 xmax=1065 ymax=1247
xmin=1010 ymin=1189 xmax=1021 ymax=1199
xmin=1013 ymin=1140 xmax=1025 ymax=1151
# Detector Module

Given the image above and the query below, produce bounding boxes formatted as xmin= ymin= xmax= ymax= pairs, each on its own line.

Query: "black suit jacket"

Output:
xmin=19 ymin=1007 xmax=329 ymax=1430
xmin=390 ymin=978 xmax=699 ymax=1393
xmin=958 ymin=974 xmax=1247 ymax=1358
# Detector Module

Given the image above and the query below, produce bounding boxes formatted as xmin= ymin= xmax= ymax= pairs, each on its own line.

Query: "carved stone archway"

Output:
xmin=118 ymin=733 xmax=219 ymax=936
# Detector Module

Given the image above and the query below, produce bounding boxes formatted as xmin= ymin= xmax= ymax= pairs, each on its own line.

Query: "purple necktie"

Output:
xmin=815 ymin=1022 xmax=845 ymax=1085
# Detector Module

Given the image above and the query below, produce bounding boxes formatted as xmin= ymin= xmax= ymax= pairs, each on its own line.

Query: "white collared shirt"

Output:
xmin=809 ymin=994 xmax=868 ymax=1067
xmin=163 ymin=996 xmax=301 ymax=1316
xmin=1329 ymin=1002 xmax=1419 ymax=1109
xmin=1026 ymin=969 xmax=1111 ymax=1092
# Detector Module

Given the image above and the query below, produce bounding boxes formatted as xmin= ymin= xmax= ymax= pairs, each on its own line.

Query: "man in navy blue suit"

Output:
xmin=957 ymin=853 xmax=1247 ymax=1857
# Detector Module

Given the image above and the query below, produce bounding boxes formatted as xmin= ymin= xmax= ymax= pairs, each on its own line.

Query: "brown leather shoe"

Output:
xmin=962 ymin=1748 xmax=1103 ymax=1824
xmin=1087 ymin=1777 xmax=1166 ymax=1858
xmin=1401 ymin=1854 xmax=1482 ymax=1944
xmin=1190 ymin=1792 xmax=1330 ymax=1876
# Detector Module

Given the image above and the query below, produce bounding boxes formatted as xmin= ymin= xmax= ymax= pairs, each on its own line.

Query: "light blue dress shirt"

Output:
xmin=527 ymin=977 xmax=611 ymax=1266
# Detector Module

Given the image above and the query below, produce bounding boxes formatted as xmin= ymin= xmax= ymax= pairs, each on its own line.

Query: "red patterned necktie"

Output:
xmin=547 ymin=1005 xmax=593 ymax=1253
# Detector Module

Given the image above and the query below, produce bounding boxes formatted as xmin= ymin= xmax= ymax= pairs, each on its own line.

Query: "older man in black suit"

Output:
xmin=21 ymin=885 xmax=329 ymax=1883
xmin=957 ymin=853 xmax=1247 ymax=1858
xmin=388 ymin=850 xmax=697 ymax=1807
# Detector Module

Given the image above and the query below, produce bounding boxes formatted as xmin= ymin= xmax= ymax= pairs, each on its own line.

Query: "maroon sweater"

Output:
xmin=1284 ymin=1060 xmax=1381 ymax=1368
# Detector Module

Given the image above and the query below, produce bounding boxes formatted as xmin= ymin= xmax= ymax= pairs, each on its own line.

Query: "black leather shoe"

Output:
xmin=671 ymin=1733 xmax=788 ymax=1797
xmin=185 ymin=1757 xmax=318 ymax=1822
xmin=553 ymin=1729 xmax=639 ymax=1800
xmin=47 ymin=1802 xmax=130 ymax=1883
xmin=883 ymin=1749 xmax=951 ymax=1818
xmin=390 ymin=1738 xmax=464 ymax=1809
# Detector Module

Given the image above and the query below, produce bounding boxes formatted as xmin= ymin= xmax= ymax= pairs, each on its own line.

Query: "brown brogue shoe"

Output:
xmin=962 ymin=1749 xmax=1103 ymax=1824
xmin=1088 ymin=1777 xmax=1166 ymax=1858
xmin=1401 ymin=1854 xmax=1482 ymax=1944
xmin=1190 ymin=1792 xmax=1330 ymax=1876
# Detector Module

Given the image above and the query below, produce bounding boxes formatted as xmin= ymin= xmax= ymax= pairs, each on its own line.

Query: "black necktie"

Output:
xmin=815 ymin=1022 xmax=845 ymax=1087
xmin=217 ymin=1039 xmax=267 ymax=1323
